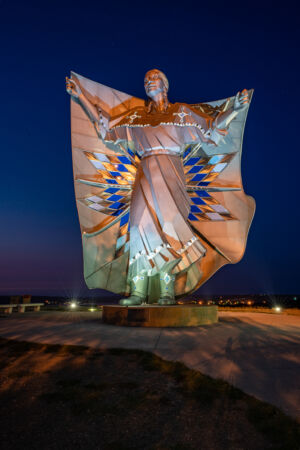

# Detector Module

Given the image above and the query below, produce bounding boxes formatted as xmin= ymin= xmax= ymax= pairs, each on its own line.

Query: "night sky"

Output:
xmin=1 ymin=0 xmax=299 ymax=296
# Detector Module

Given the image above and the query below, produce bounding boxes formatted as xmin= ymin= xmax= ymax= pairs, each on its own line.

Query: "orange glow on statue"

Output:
xmin=66 ymin=69 xmax=255 ymax=305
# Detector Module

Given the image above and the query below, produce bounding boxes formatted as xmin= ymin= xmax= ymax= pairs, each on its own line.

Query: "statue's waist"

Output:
xmin=141 ymin=149 xmax=180 ymax=159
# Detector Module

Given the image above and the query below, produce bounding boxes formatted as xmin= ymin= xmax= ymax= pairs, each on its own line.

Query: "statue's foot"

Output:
xmin=119 ymin=296 xmax=143 ymax=306
xmin=158 ymin=297 xmax=176 ymax=305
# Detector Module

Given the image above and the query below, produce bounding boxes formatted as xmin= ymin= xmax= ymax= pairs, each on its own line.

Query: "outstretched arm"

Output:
xmin=66 ymin=77 xmax=108 ymax=138
xmin=213 ymin=89 xmax=250 ymax=131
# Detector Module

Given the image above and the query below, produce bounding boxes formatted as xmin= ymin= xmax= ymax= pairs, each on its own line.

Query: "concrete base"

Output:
xmin=102 ymin=305 xmax=218 ymax=327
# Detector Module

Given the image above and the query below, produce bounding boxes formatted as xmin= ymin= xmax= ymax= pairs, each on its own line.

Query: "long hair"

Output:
xmin=145 ymin=69 xmax=169 ymax=113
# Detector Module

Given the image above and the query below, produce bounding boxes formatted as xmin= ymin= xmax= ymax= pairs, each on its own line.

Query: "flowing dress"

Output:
xmin=69 ymin=72 xmax=255 ymax=300
xmin=103 ymin=103 xmax=218 ymax=278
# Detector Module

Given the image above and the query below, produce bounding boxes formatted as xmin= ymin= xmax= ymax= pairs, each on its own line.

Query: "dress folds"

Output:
xmin=129 ymin=152 xmax=206 ymax=278
xmin=69 ymin=72 xmax=255 ymax=299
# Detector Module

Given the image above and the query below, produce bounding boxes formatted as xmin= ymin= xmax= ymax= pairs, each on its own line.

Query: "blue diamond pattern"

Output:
xmin=191 ymin=197 xmax=206 ymax=205
xmin=191 ymin=205 xmax=202 ymax=213
xmin=194 ymin=191 xmax=210 ymax=197
xmin=183 ymin=146 xmax=192 ymax=159
xmin=188 ymin=213 xmax=198 ymax=221
xmin=185 ymin=152 xmax=237 ymax=222
xmin=190 ymin=173 xmax=206 ymax=182
xmin=109 ymin=202 xmax=124 ymax=210
xmin=107 ymin=194 xmax=123 ymax=202
xmin=115 ymin=164 xmax=128 ymax=172
xmin=105 ymin=179 xmax=118 ymax=184
xmin=187 ymin=165 xmax=203 ymax=174
xmin=109 ymin=171 xmax=121 ymax=177
xmin=184 ymin=157 xmax=201 ymax=166
xmin=112 ymin=209 xmax=123 ymax=216
xmin=105 ymin=187 xmax=119 ymax=194
xmin=120 ymin=212 xmax=130 ymax=227
xmin=118 ymin=156 xmax=132 ymax=164
xmin=209 ymin=155 xmax=223 ymax=164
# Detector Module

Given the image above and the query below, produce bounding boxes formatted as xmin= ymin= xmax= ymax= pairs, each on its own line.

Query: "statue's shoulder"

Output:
xmin=112 ymin=106 xmax=147 ymax=127
xmin=189 ymin=101 xmax=229 ymax=118
xmin=172 ymin=102 xmax=215 ymax=121
xmin=172 ymin=102 xmax=191 ymax=112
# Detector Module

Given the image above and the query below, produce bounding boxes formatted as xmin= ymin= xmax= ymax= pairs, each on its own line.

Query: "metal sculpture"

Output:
xmin=66 ymin=69 xmax=255 ymax=305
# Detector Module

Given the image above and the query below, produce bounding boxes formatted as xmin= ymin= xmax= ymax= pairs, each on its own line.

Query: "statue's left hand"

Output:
xmin=234 ymin=89 xmax=249 ymax=111
xmin=66 ymin=77 xmax=82 ymax=98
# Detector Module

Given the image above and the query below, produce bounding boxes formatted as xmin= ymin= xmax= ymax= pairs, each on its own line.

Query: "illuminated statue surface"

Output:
xmin=66 ymin=70 xmax=255 ymax=305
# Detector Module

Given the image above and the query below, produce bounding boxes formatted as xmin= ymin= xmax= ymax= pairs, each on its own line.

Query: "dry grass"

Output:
xmin=0 ymin=338 xmax=299 ymax=450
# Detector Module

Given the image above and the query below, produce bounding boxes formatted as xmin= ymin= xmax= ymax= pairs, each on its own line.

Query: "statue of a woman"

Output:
xmin=66 ymin=69 xmax=255 ymax=305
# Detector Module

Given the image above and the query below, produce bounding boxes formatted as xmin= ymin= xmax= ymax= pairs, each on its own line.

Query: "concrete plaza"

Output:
xmin=0 ymin=310 xmax=299 ymax=420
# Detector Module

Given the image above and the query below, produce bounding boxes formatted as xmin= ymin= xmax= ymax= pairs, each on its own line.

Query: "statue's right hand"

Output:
xmin=66 ymin=77 xmax=82 ymax=98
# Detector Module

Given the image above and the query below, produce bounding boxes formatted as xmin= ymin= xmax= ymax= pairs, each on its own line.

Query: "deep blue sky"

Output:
xmin=1 ymin=0 xmax=299 ymax=296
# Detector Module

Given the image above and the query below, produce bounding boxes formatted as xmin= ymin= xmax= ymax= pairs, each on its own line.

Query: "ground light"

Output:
xmin=70 ymin=302 xmax=77 ymax=309
xmin=274 ymin=306 xmax=282 ymax=313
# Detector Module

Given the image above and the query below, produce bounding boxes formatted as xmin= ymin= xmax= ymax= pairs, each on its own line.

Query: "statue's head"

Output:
xmin=144 ymin=69 xmax=169 ymax=100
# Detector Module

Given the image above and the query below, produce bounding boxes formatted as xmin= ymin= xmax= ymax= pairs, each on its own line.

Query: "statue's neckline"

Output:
xmin=112 ymin=103 xmax=204 ymax=128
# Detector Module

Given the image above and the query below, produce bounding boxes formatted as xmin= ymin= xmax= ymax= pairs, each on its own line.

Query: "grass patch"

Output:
xmin=0 ymin=338 xmax=299 ymax=449
xmin=84 ymin=382 xmax=110 ymax=391
xmin=56 ymin=378 xmax=82 ymax=388
xmin=40 ymin=390 xmax=76 ymax=403
xmin=40 ymin=379 xmax=146 ymax=416
xmin=140 ymin=355 xmax=245 ymax=404
xmin=246 ymin=398 xmax=300 ymax=450
xmin=0 ymin=338 xmax=44 ymax=354
xmin=9 ymin=369 xmax=37 ymax=378
xmin=44 ymin=343 xmax=87 ymax=355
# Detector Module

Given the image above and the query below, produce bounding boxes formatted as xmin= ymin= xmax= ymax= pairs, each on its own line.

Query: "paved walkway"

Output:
xmin=0 ymin=311 xmax=299 ymax=420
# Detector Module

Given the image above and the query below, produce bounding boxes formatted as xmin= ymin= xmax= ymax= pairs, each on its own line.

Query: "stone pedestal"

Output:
xmin=102 ymin=305 xmax=218 ymax=327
